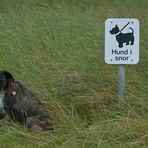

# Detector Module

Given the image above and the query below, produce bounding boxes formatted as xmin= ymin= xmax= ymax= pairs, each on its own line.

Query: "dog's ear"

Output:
xmin=4 ymin=71 xmax=16 ymax=95
xmin=3 ymin=71 xmax=14 ymax=82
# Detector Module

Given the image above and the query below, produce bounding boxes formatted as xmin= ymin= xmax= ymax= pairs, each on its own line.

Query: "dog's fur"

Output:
xmin=0 ymin=71 xmax=53 ymax=131
xmin=110 ymin=25 xmax=134 ymax=48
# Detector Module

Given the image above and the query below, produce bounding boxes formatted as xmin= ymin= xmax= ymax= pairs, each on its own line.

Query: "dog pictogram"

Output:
xmin=110 ymin=22 xmax=134 ymax=48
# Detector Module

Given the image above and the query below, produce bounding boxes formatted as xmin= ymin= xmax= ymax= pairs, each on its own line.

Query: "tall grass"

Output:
xmin=0 ymin=0 xmax=147 ymax=147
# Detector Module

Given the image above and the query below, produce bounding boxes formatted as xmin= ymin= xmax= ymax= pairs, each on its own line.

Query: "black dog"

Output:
xmin=110 ymin=25 xmax=134 ymax=48
xmin=0 ymin=71 xmax=53 ymax=131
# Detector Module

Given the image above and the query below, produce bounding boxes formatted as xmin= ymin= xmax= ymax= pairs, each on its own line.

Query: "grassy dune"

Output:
xmin=0 ymin=0 xmax=147 ymax=147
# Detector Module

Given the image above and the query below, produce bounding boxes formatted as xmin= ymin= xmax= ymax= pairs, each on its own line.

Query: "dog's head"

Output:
xmin=0 ymin=71 xmax=14 ymax=92
xmin=110 ymin=25 xmax=120 ymax=35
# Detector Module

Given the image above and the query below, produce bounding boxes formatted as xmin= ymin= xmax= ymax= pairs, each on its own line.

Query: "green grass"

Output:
xmin=0 ymin=0 xmax=148 ymax=147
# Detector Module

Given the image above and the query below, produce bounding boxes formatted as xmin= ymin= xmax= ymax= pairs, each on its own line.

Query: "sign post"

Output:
xmin=118 ymin=64 xmax=125 ymax=104
xmin=105 ymin=18 xmax=140 ymax=104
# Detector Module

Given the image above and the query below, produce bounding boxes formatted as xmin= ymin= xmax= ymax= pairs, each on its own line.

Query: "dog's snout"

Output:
xmin=110 ymin=30 xmax=113 ymax=34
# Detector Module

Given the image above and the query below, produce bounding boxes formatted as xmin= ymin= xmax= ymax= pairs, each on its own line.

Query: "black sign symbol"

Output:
xmin=110 ymin=22 xmax=134 ymax=48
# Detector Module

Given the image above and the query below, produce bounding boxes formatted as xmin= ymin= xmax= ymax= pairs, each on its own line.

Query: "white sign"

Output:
xmin=105 ymin=18 xmax=140 ymax=64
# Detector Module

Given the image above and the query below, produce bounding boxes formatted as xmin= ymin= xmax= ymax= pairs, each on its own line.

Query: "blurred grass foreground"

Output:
xmin=0 ymin=0 xmax=147 ymax=147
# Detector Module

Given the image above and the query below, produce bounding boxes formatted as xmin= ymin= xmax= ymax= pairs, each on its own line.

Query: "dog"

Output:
xmin=110 ymin=25 xmax=134 ymax=48
xmin=0 ymin=71 xmax=53 ymax=132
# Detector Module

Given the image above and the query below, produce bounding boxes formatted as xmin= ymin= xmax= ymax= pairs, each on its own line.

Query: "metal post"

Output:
xmin=118 ymin=64 xmax=125 ymax=104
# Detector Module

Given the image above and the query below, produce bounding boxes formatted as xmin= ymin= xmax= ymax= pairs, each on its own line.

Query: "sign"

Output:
xmin=105 ymin=18 xmax=140 ymax=64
